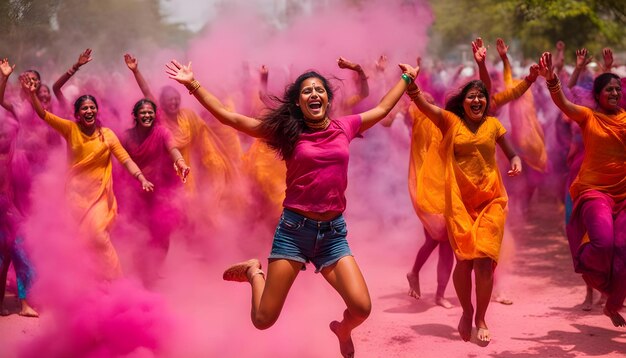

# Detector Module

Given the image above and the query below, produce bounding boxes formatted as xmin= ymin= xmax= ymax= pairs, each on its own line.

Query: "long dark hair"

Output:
xmin=74 ymin=94 xmax=102 ymax=128
xmin=444 ymin=80 xmax=490 ymax=120
xmin=258 ymin=71 xmax=334 ymax=160
xmin=592 ymin=72 xmax=621 ymax=105
xmin=132 ymin=98 xmax=158 ymax=126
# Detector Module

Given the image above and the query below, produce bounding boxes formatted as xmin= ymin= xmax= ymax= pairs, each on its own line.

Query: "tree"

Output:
xmin=428 ymin=0 xmax=625 ymax=62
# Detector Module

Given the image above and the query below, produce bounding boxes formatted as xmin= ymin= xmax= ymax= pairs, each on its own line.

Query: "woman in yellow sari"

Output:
xmin=408 ymin=66 xmax=522 ymax=342
xmin=20 ymin=75 xmax=154 ymax=280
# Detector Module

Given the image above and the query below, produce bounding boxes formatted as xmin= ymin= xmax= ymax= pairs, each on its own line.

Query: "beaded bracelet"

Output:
xmin=186 ymin=80 xmax=201 ymax=95
xmin=401 ymin=73 xmax=412 ymax=85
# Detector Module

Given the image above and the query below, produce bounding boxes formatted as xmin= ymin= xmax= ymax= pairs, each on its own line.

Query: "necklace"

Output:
xmin=304 ymin=117 xmax=330 ymax=130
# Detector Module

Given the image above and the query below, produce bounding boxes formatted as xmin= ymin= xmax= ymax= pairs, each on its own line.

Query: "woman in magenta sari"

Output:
xmin=539 ymin=52 xmax=626 ymax=327
xmin=120 ymin=98 xmax=189 ymax=286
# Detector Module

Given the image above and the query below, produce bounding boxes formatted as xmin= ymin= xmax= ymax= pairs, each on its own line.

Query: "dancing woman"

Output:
xmin=538 ymin=52 xmax=626 ymax=327
xmin=407 ymin=63 xmax=522 ymax=342
xmin=120 ymin=98 xmax=189 ymax=285
xmin=20 ymin=75 xmax=154 ymax=279
xmin=166 ymin=58 xmax=416 ymax=358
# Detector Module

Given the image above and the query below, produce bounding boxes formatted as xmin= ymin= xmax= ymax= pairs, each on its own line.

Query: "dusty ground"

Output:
xmin=0 ymin=165 xmax=626 ymax=358
xmin=1 ymin=195 xmax=625 ymax=357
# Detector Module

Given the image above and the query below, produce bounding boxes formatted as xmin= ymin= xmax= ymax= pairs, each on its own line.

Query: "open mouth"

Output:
xmin=83 ymin=114 xmax=95 ymax=124
xmin=308 ymin=101 xmax=323 ymax=114
xmin=470 ymin=104 xmax=483 ymax=115
xmin=140 ymin=117 xmax=154 ymax=125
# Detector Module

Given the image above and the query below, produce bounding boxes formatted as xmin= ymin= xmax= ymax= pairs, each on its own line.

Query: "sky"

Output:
xmin=159 ymin=0 xmax=217 ymax=32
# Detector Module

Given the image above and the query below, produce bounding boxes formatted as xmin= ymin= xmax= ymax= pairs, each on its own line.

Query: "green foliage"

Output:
xmin=0 ymin=0 xmax=192 ymax=71
xmin=428 ymin=0 xmax=625 ymax=62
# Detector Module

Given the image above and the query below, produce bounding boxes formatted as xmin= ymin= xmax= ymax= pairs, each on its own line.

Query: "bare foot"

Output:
xmin=603 ymin=307 xmax=626 ymax=327
xmin=476 ymin=327 xmax=491 ymax=342
xmin=406 ymin=272 xmax=420 ymax=299
xmin=18 ymin=301 xmax=39 ymax=318
xmin=330 ymin=320 xmax=354 ymax=358
xmin=223 ymin=259 xmax=261 ymax=282
xmin=435 ymin=296 xmax=453 ymax=309
xmin=596 ymin=293 xmax=608 ymax=307
xmin=582 ymin=291 xmax=593 ymax=311
xmin=458 ymin=312 xmax=472 ymax=342
xmin=492 ymin=294 xmax=513 ymax=305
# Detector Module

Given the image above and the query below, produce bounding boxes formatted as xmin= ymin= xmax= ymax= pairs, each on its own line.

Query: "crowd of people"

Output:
xmin=0 ymin=36 xmax=624 ymax=357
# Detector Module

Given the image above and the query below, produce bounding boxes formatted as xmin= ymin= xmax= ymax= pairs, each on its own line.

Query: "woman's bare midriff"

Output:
xmin=287 ymin=207 xmax=342 ymax=222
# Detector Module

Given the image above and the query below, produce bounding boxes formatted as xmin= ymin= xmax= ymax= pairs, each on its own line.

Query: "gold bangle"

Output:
xmin=407 ymin=86 xmax=421 ymax=100
xmin=186 ymin=80 xmax=201 ymax=95
xmin=546 ymin=78 xmax=561 ymax=94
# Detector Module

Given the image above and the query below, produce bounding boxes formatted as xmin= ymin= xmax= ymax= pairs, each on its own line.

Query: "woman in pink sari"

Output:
xmin=120 ymin=98 xmax=189 ymax=285
xmin=539 ymin=52 xmax=626 ymax=327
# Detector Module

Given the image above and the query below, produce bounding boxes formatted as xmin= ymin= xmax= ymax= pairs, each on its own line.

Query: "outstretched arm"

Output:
xmin=124 ymin=53 xmax=156 ymax=101
xmin=166 ymin=60 xmax=263 ymax=137
xmin=122 ymin=159 xmax=155 ymax=192
xmin=601 ymin=47 xmax=614 ymax=73
xmin=53 ymin=48 xmax=93 ymax=109
xmin=472 ymin=37 xmax=491 ymax=93
xmin=554 ymin=40 xmax=566 ymax=76
xmin=539 ymin=52 xmax=586 ymax=120
xmin=567 ymin=48 xmax=591 ymax=89
xmin=405 ymin=61 xmax=445 ymax=128
xmin=357 ymin=63 xmax=417 ymax=132
xmin=19 ymin=73 xmax=46 ymax=119
xmin=168 ymin=146 xmax=190 ymax=183
xmin=491 ymin=64 xmax=538 ymax=110
xmin=496 ymin=38 xmax=513 ymax=87
xmin=337 ymin=56 xmax=369 ymax=108
xmin=0 ymin=58 xmax=16 ymax=115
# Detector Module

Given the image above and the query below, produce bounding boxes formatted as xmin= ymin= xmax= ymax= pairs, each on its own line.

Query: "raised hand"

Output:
xmin=19 ymin=73 xmax=37 ymax=93
xmin=602 ymin=47 xmax=614 ymax=72
xmin=165 ymin=60 xmax=194 ymax=85
xmin=375 ymin=55 xmax=387 ymax=72
xmin=525 ymin=64 xmax=540 ymax=83
xmin=496 ymin=38 xmax=509 ymax=58
xmin=0 ymin=58 xmax=14 ymax=78
xmin=259 ymin=64 xmax=268 ymax=81
xmin=472 ymin=38 xmax=487 ymax=64
xmin=538 ymin=52 xmax=555 ymax=80
xmin=124 ymin=53 xmax=138 ymax=72
xmin=398 ymin=62 xmax=418 ymax=82
xmin=575 ymin=48 xmax=592 ymax=69
xmin=337 ymin=56 xmax=363 ymax=73
xmin=76 ymin=48 xmax=93 ymax=67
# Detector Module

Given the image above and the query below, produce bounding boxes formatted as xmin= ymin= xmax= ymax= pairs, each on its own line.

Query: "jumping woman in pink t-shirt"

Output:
xmin=166 ymin=59 xmax=417 ymax=358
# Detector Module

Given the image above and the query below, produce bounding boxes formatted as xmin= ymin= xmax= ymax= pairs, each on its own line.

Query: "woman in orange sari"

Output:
xmin=408 ymin=66 xmax=522 ymax=342
xmin=20 ymin=75 xmax=154 ymax=280
xmin=538 ymin=52 xmax=626 ymax=327
xmin=406 ymin=92 xmax=454 ymax=309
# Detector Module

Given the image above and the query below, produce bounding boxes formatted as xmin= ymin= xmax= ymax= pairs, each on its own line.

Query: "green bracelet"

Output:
xmin=401 ymin=73 xmax=412 ymax=84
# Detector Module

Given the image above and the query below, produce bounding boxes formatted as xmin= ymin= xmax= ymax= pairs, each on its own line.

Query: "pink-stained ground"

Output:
xmin=1 ymin=175 xmax=624 ymax=357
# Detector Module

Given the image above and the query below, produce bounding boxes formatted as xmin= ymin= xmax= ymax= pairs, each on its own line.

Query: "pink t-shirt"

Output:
xmin=283 ymin=115 xmax=362 ymax=213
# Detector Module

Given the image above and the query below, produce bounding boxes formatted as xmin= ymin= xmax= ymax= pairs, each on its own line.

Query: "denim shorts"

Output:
xmin=269 ymin=208 xmax=352 ymax=272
